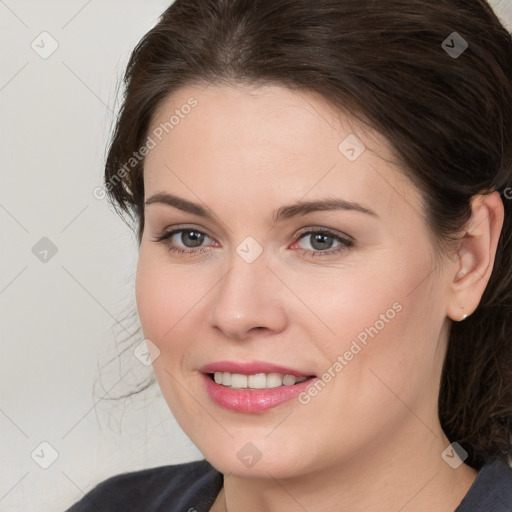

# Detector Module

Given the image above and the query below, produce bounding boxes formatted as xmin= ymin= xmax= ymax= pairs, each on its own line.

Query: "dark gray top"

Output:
xmin=66 ymin=456 xmax=512 ymax=511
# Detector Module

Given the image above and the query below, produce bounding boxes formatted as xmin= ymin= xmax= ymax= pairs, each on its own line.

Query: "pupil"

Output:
xmin=182 ymin=230 xmax=204 ymax=247
xmin=311 ymin=233 xmax=333 ymax=250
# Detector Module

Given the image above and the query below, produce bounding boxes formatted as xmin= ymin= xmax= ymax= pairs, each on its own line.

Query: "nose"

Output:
xmin=208 ymin=251 xmax=288 ymax=341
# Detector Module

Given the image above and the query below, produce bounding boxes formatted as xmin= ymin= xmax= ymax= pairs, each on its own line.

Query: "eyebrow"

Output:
xmin=144 ymin=192 xmax=378 ymax=223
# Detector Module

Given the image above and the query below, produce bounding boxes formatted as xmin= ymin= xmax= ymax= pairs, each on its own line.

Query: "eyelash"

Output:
xmin=152 ymin=225 xmax=353 ymax=258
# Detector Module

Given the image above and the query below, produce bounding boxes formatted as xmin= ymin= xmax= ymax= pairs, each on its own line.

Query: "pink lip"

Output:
xmin=199 ymin=360 xmax=312 ymax=377
xmin=198 ymin=361 xmax=318 ymax=413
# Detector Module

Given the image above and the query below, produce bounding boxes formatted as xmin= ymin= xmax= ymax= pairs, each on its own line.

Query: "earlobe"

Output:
xmin=453 ymin=303 xmax=469 ymax=322
xmin=447 ymin=191 xmax=504 ymax=322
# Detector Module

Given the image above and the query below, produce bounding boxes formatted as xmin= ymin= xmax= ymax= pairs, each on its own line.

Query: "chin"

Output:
xmin=194 ymin=434 xmax=314 ymax=479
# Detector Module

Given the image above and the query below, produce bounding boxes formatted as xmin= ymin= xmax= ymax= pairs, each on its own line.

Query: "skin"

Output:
xmin=135 ymin=82 xmax=504 ymax=512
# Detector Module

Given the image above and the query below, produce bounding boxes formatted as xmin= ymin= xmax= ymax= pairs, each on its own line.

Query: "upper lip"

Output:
xmin=199 ymin=360 xmax=314 ymax=378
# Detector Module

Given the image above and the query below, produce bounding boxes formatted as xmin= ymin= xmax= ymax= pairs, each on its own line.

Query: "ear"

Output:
xmin=447 ymin=191 xmax=504 ymax=322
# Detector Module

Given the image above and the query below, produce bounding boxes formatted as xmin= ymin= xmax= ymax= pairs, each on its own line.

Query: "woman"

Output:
xmin=67 ymin=0 xmax=512 ymax=510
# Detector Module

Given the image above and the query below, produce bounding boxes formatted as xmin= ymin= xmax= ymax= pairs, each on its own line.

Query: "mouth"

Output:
xmin=199 ymin=361 xmax=318 ymax=413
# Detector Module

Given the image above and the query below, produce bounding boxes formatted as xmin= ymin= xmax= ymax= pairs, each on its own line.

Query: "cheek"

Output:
xmin=290 ymin=258 xmax=420 ymax=359
xmin=134 ymin=250 xmax=199 ymax=417
xmin=134 ymin=250 xmax=191 ymax=374
xmin=135 ymin=252 xmax=167 ymax=341
xmin=304 ymin=252 xmax=442 ymax=407
xmin=134 ymin=247 xmax=221 ymax=379
xmin=135 ymin=248 xmax=198 ymax=344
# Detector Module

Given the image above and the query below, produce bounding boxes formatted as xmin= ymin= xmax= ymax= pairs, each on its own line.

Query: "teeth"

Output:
xmin=266 ymin=373 xmax=283 ymax=388
xmin=247 ymin=374 xmax=266 ymax=389
xmin=230 ymin=374 xmax=247 ymax=389
xmin=282 ymin=374 xmax=297 ymax=386
xmin=212 ymin=371 xmax=308 ymax=389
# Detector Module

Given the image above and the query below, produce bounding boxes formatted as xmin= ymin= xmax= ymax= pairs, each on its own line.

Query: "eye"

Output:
xmin=152 ymin=227 xmax=214 ymax=255
xmin=291 ymin=228 xmax=353 ymax=258
xmin=152 ymin=225 xmax=353 ymax=259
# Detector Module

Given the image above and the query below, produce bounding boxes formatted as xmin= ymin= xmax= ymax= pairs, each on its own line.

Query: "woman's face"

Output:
xmin=136 ymin=83 xmax=455 ymax=478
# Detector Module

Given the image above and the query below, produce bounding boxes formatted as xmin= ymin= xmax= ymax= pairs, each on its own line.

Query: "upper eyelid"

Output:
xmin=160 ymin=225 xmax=215 ymax=240
xmin=295 ymin=226 xmax=351 ymax=240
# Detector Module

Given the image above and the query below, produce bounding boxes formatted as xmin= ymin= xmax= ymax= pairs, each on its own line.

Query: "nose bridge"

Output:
xmin=209 ymin=243 xmax=287 ymax=339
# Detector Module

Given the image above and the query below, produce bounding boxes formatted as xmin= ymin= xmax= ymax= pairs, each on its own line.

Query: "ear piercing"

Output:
xmin=458 ymin=304 xmax=469 ymax=321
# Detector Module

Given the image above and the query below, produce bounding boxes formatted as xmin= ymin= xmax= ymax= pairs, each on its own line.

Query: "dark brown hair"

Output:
xmin=103 ymin=0 xmax=512 ymax=469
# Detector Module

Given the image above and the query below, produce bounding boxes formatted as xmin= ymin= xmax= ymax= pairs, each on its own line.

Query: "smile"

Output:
xmin=198 ymin=361 xmax=318 ymax=413
xmin=211 ymin=371 xmax=309 ymax=389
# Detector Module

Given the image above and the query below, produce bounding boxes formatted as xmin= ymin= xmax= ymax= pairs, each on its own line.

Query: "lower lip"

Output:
xmin=201 ymin=373 xmax=318 ymax=413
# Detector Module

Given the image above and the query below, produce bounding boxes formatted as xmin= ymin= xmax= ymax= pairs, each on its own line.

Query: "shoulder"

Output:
xmin=64 ymin=458 xmax=223 ymax=512
xmin=456 ymin=457 xmax=512 ymax=512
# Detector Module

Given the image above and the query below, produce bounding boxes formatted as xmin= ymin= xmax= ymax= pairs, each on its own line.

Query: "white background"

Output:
xmin=1 ymin=1 xmax=511 ymax=510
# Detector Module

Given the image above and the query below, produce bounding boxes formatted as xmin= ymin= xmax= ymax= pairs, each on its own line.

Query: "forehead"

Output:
xmin=147 ymin=82 xmax=384 ymax=161
xmin=142 ymin=82 xmax=423 ymax=225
